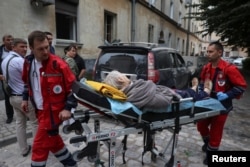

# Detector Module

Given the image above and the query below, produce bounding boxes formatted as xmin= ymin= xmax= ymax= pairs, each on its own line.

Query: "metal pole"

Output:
xmin=186 ymin=0 xmax=192 ymax=56
xmin=131 ymin=0 xmax=136 ymax=42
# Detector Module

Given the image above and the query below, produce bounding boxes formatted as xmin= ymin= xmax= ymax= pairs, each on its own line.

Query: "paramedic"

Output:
xmin=197 ymin=41 xmax=247 ymax=165
xmin=21 ymin=31 xmax=78 ymax=167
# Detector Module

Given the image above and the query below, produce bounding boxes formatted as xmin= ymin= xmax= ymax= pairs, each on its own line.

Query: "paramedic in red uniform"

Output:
xmin=197 ymin=41 xmax=247 ymax=165
xmin=21 ymin=31 xmax=78 ymax=167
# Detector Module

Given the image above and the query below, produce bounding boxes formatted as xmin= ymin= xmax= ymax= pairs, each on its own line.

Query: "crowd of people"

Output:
xmin=0 ymin=30 xmax=247 ymax=167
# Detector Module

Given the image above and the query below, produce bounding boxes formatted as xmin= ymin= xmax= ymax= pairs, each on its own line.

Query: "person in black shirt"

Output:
xmin=70 ymin=43 xmax=86 ymax=80
xmin=44 ymin=31 xmax=55 ymax=54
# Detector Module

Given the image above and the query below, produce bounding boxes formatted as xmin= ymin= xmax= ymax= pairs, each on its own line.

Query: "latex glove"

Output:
xmin=217 ymin=92 xmax=228 ymax=101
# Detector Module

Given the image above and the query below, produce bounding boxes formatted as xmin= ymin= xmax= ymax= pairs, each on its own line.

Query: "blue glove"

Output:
xmin=217 ymin=92 xmax=228 ymax=101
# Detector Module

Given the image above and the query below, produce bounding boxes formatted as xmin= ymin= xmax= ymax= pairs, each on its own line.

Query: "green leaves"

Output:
xmin=194 ymin=0 xmax=250 ymax=48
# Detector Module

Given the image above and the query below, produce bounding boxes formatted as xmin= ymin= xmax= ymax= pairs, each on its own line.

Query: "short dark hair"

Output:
xmin=28 ymin=31 xmax=47 ymax=48
xmin=44 ymin=31 xmax=53 ymax=36
xmin=12 ymin=38 xmax=27 ymax=46
xmin=2 ymin=34 xmax=13 ymax=41
xmin=208 ymin=41 xmax=224 ymax=53
xmin=64 ymin=44 xmax=77 ymax=54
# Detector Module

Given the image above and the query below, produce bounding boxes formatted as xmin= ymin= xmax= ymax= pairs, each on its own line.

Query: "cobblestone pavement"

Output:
xmin=0 ymin=71 xmax=250 ymax=167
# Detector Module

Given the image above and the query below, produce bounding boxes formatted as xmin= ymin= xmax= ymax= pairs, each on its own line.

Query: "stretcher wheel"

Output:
xmin=72 ymin=150 xmax=83 ymax=162
xmin=62 ymin=125 xmax=71 ymax=134
xmin=94 ymin=159 xmax=105 ymax=167
xmin=87 ymin=155 xmax=98 ymax=163
xmin=165 ymin=162 xmax=173 ymax=167
xmin=75 ymin=129 xmax=83 ymax=135
xmin=151 ymin=147 xmax=158 ymax=162
xmin=151 ymin=153 xmax=157 ymax=162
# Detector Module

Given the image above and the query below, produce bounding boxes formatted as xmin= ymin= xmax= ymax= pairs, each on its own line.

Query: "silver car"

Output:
xmin=233 ymin=57 xmax=246 ymax=69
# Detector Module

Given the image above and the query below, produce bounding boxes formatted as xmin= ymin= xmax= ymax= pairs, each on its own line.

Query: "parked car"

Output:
xmin=222 ymin=57 xmax=234 ymax=63
xmin=233 ymin=57 xmax=246 ymax=69
xmin=92 ymin=42 xmax=192 ymax=89
xmin=191 ymin=56 xmax=208 ymax=80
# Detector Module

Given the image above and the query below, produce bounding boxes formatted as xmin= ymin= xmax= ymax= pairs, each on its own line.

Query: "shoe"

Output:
xmin=203 ymin=156 xmax=208 ymax=165
xmin=202 ymin=144 xmax=207 ymax=152
xmin=22 ymin=145 xmax=31 ymax=157
xmin=6 ymin=118 xmax=13 ymax=124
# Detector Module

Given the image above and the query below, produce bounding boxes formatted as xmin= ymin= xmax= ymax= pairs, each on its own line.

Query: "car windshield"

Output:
xmin=97 ymin=51 xmax=147 ymax=75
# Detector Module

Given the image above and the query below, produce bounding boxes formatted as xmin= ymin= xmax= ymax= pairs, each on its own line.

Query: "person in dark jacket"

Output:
xmin=67 ymin=43 xmax=86 ymax=81
xmin=44 ymin=31 xmax=55 ymax=54
xmin=0 ymin=34 xmax=14 ymax=123
xmin=74 ymin=53 xmax=86 ymax=80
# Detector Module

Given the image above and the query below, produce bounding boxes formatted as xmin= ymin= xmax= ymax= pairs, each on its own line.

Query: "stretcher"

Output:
xmin=65 ymin=81 xmax=225 ymax=167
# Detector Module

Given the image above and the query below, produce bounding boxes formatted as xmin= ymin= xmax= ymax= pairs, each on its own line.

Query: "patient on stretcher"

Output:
xmin=103 ymin=70 xmax=212 ymax=110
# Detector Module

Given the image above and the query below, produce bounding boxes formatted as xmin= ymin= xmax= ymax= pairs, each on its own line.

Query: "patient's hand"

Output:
xmin=173 ymin=94 xmax=182 ymax=101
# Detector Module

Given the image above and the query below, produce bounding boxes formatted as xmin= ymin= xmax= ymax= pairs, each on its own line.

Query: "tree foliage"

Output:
xmin=194 ymin=0 xmax=250 ymax=48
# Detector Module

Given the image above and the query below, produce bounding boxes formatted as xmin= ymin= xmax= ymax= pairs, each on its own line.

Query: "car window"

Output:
xmin=97 ymin=51 xmax=147 ymax=74
xmin=175 ymin=53 xmax=185 ymax=67
xmin=155 ymin=51 xmax=174 ymax=69
xmin=168 ymin=53 xmax=176 ymax=67
xmin=107 ymin=55 xmax=136 ymax=73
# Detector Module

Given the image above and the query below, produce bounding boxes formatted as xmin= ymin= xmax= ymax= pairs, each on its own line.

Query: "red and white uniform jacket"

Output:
xmin=200 ymin=59 xmax=247 ymax=113
xmin=22 ymin=53 xmax=77 ymax=129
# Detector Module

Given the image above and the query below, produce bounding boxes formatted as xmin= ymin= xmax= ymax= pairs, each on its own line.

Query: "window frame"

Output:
xmin=104 ymin=11 xmax=117 ymax=43
xmin=170 ymin=1 xmax=174 ymax=19
xmin=148 ymin=24 xmax=154 ymax=43
xmin=55 ymin=0 xmax=79 ymax=44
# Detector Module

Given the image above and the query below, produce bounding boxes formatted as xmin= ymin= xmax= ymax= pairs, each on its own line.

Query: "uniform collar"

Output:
xmin=217 ymin=59 xmax=229 ymax=70
xmin=207 ymin=59 xmax=228 ymax=71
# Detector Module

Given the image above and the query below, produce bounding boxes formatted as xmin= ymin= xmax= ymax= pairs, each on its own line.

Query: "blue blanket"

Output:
xmin=107 ymin=98 xmax=143 ymax=115
xmin=107 ymin=98 xmax=226 ymax=115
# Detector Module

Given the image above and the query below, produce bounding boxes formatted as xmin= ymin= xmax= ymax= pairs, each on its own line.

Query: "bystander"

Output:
xmin=44 ymin=31 xmax=55 ymax=54
xmin=1 ymin=38 xmax=37 ymax=157
xmin=0 ymin=34 xmax=14 ymax=124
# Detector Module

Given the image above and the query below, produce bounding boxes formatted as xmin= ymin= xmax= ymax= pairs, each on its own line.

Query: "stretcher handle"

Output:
xmin=180 ymin=97 xmax=193 ymax=102
xmin=172 ymin=97 xmax=193 ymax=103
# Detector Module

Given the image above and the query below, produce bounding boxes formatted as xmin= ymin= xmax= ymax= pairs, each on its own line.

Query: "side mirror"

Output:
xmin=186 ymin=61 xmax=193 ymax=67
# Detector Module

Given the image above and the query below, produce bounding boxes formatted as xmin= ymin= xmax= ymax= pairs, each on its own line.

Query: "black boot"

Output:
xmin=204 ymin=145 xmax=218 ymax=166
xmin=203 ymin=153 xmax=208 ymax=165
xmin=202 ymin=136 xmax=209 ymax=152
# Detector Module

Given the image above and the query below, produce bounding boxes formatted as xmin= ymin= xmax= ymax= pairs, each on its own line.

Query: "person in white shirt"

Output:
xmin=1 ymin=38 xmax=37 ymax=157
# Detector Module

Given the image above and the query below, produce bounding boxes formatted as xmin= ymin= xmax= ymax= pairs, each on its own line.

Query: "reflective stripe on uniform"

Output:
xmin=31 ymin=160 xmax=46 ymax=167
xmin=54 ymin=146 xmax=71 ymax=161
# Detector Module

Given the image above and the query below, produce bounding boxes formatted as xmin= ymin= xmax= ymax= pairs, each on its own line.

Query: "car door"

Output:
xmin=155 ymin=50 xmax=176 ymax=88
xmin=174 ymin=53 xmax=191 ymax=89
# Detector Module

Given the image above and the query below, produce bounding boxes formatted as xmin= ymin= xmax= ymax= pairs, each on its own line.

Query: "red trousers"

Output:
xmin=197 ymin=114 xmax=228 ymax=148
xmin=31 ymin=128 xmax=76 ymax=167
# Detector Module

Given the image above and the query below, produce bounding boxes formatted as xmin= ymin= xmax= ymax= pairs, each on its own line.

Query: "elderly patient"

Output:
xmin=103 ymin=70 xmax=212 ymax=109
